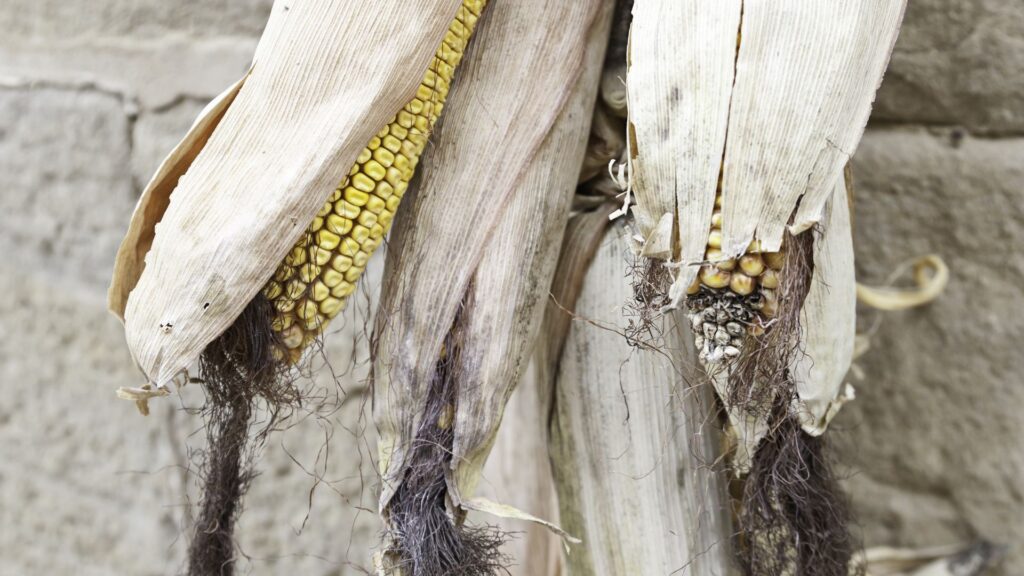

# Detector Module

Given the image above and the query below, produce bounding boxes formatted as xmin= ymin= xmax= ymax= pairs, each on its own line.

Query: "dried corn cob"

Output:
xmin=264 ymin=0 xmax=487 ymax=360
xmin=686 ymin=189 xmax=787 ymax=363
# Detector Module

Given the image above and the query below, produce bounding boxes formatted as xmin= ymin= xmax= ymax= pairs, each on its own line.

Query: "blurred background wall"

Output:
xmin=0 ymin=1 xmax=1020 ymax=574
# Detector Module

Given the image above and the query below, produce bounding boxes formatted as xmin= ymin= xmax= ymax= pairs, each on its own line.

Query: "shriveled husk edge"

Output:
xmin=108 ymin=0 xmax=464 ymax=387
xmin=626 ymin=0 xmax=906 ymax=307
xmin=370 ymin=1 xmax=614 ymax=572
xmin=544 ymin=215 xmax=733 ymax=575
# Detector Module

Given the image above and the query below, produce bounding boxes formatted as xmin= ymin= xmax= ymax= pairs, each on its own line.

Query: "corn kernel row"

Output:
xmin=263 ymin=0 xmax=488 ymax=361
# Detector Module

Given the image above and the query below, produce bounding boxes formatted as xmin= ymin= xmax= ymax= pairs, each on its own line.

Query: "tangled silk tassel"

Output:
xmin=188 ymin=296 xmax=299 ymax=576
xmin=383 ymin=317 xmax=510 ymax=576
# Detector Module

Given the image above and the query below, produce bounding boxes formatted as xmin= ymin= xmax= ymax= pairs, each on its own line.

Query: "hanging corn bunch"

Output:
xmin=625 ymin=1 xmax=906 ymax=575
xmin=108 ymin=1 xmax=483 ymax=573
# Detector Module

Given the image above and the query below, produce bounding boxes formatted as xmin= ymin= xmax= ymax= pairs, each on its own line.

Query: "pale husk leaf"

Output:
xmin=548 ymin=223 xmax=732 ymax=576
xmin=475 ymin=355 xmax=563 ymax=576
xmin=372 ymin=0 xmax=612 ymax=520
xmin=627 ymin=0 xmax=906 ymax=305
xmin=626 ymin=0 xmax=741 ymax=302
xmin=792 ymin=181 xmax=858 ymax=436
xmin=108 ymin=72 xmax=248 ymax=320
xmin=721 ymin=0 xmax=907 ymax=255
xmin=112 ymin=0 xmax=463 ymax=385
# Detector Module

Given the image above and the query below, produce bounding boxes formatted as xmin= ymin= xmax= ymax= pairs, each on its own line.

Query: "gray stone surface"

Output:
xmin=875 ymin=0 xmax=1024 ymax=133
xmin=843 ymin=127 xmax=1024 ymax=576
xmin=0 ymin=86 xmax=135 ymax=290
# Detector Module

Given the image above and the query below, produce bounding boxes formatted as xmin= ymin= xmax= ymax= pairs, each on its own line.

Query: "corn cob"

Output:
xmin=686 ymin=188 xmax=786 ymax=363
xmin=262 ymin=0 xmax=487 ymax=360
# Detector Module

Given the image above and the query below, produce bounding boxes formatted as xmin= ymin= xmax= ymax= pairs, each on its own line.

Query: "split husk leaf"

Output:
xmin=108 ymin=0 xmax=465 ymax=387
xmin=371 ymin=0 xmax=614 ymax=571
xmin=626 ymin=0 xmax=907 ymax=307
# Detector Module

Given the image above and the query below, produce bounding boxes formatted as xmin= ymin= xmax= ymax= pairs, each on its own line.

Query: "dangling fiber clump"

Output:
xmin=737 ymin=392 xmax=857 ymax=576
xmin=385 ymin=315 xmax=509 ymax=576
xmin=188 ymin=295 xmax=300 ymax=575
xmin=721 ymin=229 xmax=857 ymax=576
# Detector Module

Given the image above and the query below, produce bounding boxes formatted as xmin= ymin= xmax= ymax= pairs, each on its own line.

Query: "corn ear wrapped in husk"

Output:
xmin=108 ymin=0 xmax=465 ymax=386
xmin=371 ymin=0 xmax=614 ymax=568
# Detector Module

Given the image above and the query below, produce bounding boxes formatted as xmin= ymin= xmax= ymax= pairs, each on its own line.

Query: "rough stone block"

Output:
xmin=840 ymin=127 xmax=1024 ymax=576
xmin=0 ymin=86 xmax=135 ymax=291
xmin=875 ymin=0 xmax=1024 ymax=133
xmin=0 ymin=0 xmax=273 ymax=41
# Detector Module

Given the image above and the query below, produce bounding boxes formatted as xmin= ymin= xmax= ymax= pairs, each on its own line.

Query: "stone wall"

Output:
xmin=0 ymin=1 xmax=1020 ymax=574
xmin=840 ymin=2 xmax=1023 ymax=574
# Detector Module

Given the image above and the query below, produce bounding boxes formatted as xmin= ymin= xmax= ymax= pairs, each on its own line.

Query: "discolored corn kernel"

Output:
xmin=739 ymin=254 xmax=765 ymax=277
xmin=700 ymin=265 xmax=731 ymax=289
xmin=730 ymin=273 xmax=756 ymax=296
xmin=281 ymin=325 xmax=304 ymax=349
xmin=760 ymin=268 xmax=780 ymax=289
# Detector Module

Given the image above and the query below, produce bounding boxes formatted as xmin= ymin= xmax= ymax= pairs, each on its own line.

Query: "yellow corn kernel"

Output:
xmin=706 ymin=248 xmax=736 ymax=271
xmin=739 ymin=254 xmax=765 ymax=277
xmin=764 ymin=251 xmax=786 ymax=270
xmin=345 ymin=187 xmax=370 ymax=207
xmin=322 ymin=268 xmax=345 ymax=288
xmin=265 ymin=0 xmax=488 ymax=360
xmin=699 ymin=265 xmax=731 ymax=289
xmin=316 ymin=229 xmax=341 ymax=251
xmin=730 ymin=273 xmax=756 ymax=296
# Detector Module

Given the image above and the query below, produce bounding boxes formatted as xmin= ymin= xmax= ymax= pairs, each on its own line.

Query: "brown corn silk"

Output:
xmin=371 ymin=0 xmax=614 ymax=570
xmin=109 ymin=0 xmax=466 ymax=387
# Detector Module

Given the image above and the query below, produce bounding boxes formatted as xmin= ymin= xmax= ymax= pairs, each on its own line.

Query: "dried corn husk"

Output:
xmin=371 ymin=0 xmax=613 ymax=556
xmin=627 ymin=0 xmax=906 ymax=306
xmin=857 ymin=255 xmax=949 ymax=311
xmin=709 ymin=175 xmax=856 ymax=469
xmin=475 ymin=355 xmax=562 ymax=576
xmin=108 ymin=0 xmax=464 ymax=386
xmin=858 ymin=541 xmax=1006 ymax=576
xmin=547 ymin=220 xmax=732 ymax=575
